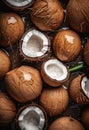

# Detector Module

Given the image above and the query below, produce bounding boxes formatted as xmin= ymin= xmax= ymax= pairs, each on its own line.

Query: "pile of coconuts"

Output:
xmin=0 ymin=0 xmax=89 ymax=130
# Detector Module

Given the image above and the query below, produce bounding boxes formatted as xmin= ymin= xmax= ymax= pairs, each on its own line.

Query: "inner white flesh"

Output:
xmin=44 ymin=59 xmax=68 ymax=81
xmin=22 ymin=29 xmax=48 ymax=57
xmin=6 ymin=0 xmax=32 ymax=7
xmin=18 ymin=106 xmax=45 ymax=130
xmin=81 ymin=76 xmax=89 ymax=98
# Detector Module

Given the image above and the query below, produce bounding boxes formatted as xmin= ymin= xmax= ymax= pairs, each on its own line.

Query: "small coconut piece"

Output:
xmin=53 ymin=30 xmax=82 ymax=62
xmin=19 ymin=29 xmax=51 ymax=62
xmin=0 ymin=12 xmax=25 ymax=47
xmin=5 ymin=66 xmax=42 ymax=103
xmin=66 ymin=0 xmax=89 ymax=33
xmin=0 ymin=92 xmax=16 ymax=125
xmin=0 ymin=49 xmax=11 ymax=78
xmin=40 ymin=87 xmax=69 ymax=117
xmin=69 ymin=74 xmax=89 ymax=104
xmin=16 ymin=104 xmax=47 ymax=130
xmin=82 ymin=106 xmax=89 ymax=129
xmin=3 ymin=0 xmax=34 ymax=11
xmin=30 ymin=0 xmax=64 ymax=31
xmin=41 ymin=58 xmax=69 ymax=87
xmin=83 ymin=42 xmax=89 ymax=65
xmin=49 ymin=117 xmax=84 ymax=130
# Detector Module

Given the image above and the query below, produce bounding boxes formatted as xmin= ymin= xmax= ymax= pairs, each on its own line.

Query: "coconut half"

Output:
xmin=41 ymin=58 xmax=69 ymax=86
xmin=19 ymin=29 xmax=50 ymax=62
xmin=81 ymin=76 xmax=89 ymax=99
xmin=16 ymin=105 xmax=47 ymax=130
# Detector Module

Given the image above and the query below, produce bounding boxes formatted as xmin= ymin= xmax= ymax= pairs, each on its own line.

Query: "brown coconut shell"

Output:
xmin=49 ymin=117 xmax=84 ymax=130
xmin=0 ymin=13 xmax=25 ymax=47
xmin=40 ymin=87 xmax=69 ymax=117
xmin=67 ymin=0 xmax=89 ymax=33
xmin=0 ymin=49 xmax=11 ymax=78
xmin=0 ymin=92 xmax=16 ymax=125
xmin=53 ymin=30 xmax=82 ymax=62
xmin=83 ymin=42 xmax=89 ymax=65
xmin=5 ymin=66 xmax=42 ymax=103
xmin=69 ymin=74 xmax=89 ymax=104
xmin=30 ymin=0 xmax=64 ymax=31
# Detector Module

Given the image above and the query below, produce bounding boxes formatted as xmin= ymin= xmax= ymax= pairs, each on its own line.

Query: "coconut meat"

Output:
xmin=18 ymin=106 xmax=45 ymax=130
xmin=44 ymin=59 xmax=68 ymax=81
xmin=22 ymin=29 xmax=48 ymax=58
xmin=81 ymin=76 xmax=89 ymax=98
xmin=6 ymin=0 xmax=33 ymax=7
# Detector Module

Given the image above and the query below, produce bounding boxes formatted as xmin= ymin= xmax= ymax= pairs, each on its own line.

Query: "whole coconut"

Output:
xmin=49 ymin=117 xmax=84 ymax=130
xmin=0 ymin=92 xmax=16 ymax=125
xmin=83 ymin=42 xmax=89 ymax=65
xmin=5 ymin=66 xmax=42 ymax=103
xmin=30 ymin=0 xmax=64 ymax=31
xmin=0 ymin=13 xmax=25 ymax=47
xmin=67 ymin=0 xmax=89 ymax=33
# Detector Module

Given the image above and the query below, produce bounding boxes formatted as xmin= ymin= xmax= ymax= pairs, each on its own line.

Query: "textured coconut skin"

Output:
xmin=0 ymin=92 xmax=16 ymax=125
xmin=5 ymin=66 xmax=42 ymax=103
xmin=67 ymin=0 xmax=89 ymax=33
xmin=69 ymin=74 xmax=89 ymax=104
xmin=49 ymin=117 xmax=84 ymax=130
xmin=53 ymin=30 xmax=82 ymax=62
xmin=41 ymin=59 xmax=69 ymax=87
xmin=0 ymin=50 xmax=11 ymax=78
xmin=84 ymin=42 xmax=89 ymax=65
xmin=82 ymin=107 xmax=89 ymax=129
xmin=31 ymin=0 xmax=64 ymax=31
xmin=0 ymin=13 xmax=25 ymax=47
xmin=40 ymin=87 xmax=69 ymax=117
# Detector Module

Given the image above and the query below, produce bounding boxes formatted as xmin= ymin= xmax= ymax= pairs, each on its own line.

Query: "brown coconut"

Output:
xmin=84 ymin=41 xmax=89 ymax=65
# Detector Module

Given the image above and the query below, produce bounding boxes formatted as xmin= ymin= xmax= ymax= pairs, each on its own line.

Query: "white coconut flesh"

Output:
xmin=22 ymin=29 xmax=49 ymax=58
xmin=18 ymin=106 xmax=45 ymax=130
xmin=44 ymin=59 xmax=68 ymax=81
xmin=6 ymin=0 xmax=33 ymax=7
xmin=81 ymin=76 xmax=89 ymax=98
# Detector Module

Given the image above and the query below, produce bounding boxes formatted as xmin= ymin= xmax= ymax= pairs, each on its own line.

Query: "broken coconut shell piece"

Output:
xmin=3 ymin=0 xmax=34 ymax=11
xmin=16 ymin=104 xmax=47 ymax=130
xmin=69 ymin=74 xmax=89 ymax=104
xmin=41 ymin=58 xmax=69 ymax=87
xmin=19 ymin=29 xmax=51 ymax=63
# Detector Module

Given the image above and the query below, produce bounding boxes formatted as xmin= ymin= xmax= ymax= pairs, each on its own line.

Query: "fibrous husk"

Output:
xmin=83 ymin=42 xmax=89 ymax=65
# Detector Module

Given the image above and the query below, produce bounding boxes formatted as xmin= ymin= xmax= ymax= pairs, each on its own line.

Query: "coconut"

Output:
xmin=69 ymin=74 xmax=89 ymax=104
xmin=30 ymin=0 xmax=64 ymax=31
xmin=19 ymin=29 xmax=51 ymax=62
xmin=41 ymin=58 xmax=69 ymax=87
xmin=16 ymin=104 xmax=47 ymax=130
xmin=67 ymin=0 xmax=89 ymax=33
xmin=53 ymin=29 xmax=82 ymax=62
xmin=40 ymin=87 xmax=69 ymax=117
xmin=5 ymin=66 xmax=42 ymax=103
xmin=0 ymin=12 xmax=25 ymax=47
xmin=49 ymin=117 xmax=84 ymax=130
xmin=83 ymin=41 xmax=89 ymax=65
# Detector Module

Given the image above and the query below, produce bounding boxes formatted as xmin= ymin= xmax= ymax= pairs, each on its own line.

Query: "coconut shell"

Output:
xmin=40 ymin=87 xmax=69 ymax=117
xmin=83 ymin=42 xmax=89 ymax=65
xmin=0 ymin=13 xmax=25 ymax=47
xmin=5 ymin=66 xmax=42 ymax=103
xmin=53 ymin=30 xmax=82 ymax=62
xmin=30 ymin=0 xmax=64 ymax=31
xmin=67 ymin=0 xmax=89 ymax=33
xmin=0 ymin=92 xmax=16 ymax=125
xmin=0 ymin=49 xmax=11 ymax=78
xmin=49 ymin=117 xmax=84 ymax=130
xmin=69 ymin=74 xmax=89 ymax=104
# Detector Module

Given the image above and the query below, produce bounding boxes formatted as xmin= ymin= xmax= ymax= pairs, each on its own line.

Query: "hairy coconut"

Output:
xmin=67 ymin=0 xmax=89 ymax=33
xmin=84 ymin=41 xmax=89 ymax=65
xmin=30 ymin=0 xmax=64 ymax=31
xmin=5 ymin=66 xmax=42 ymax=103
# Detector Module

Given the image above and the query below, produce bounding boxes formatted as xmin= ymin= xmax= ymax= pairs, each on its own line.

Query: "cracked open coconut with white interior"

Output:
xmin=16 ymin=104 xmax=47 ymax=130
xmin=41 ymin=58 xmax=69 ymax=87
xmin=19 ymin=29 xmax=51 ymax=63
xmin=69 ymin=74 xmax=89 ymax=104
